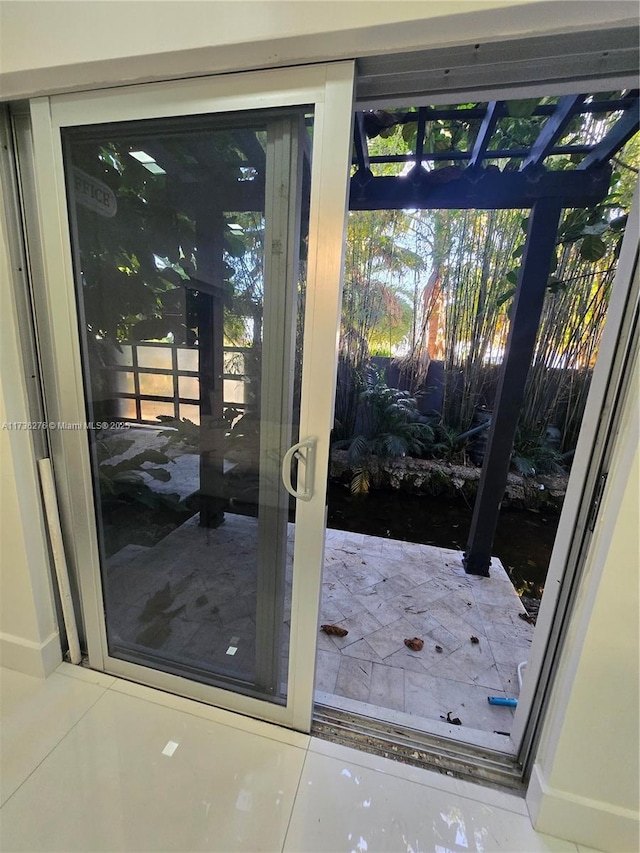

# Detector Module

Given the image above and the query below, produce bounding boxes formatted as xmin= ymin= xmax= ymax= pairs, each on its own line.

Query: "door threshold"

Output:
xmin=314 ymin=687 xmax=517 ymax=754
xmin=312 ymin=701 xmax=525 ymax=794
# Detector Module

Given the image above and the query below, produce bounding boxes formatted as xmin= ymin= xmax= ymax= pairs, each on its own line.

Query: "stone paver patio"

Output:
xmin=104 ymin=507 xmax=534 ymax=740
xmin=317 ymin=528 xmax=534 ymax=737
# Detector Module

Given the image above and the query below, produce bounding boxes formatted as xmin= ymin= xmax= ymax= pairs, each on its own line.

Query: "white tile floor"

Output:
xmin=0 ymin=663 xmax=601 ymax=852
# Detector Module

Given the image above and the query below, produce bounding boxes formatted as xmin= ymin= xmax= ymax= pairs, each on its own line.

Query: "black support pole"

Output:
xmin=196 ymin=207 xmax=227 ymax=530
xmin=463 ymin=198 xmax=563 ymax=576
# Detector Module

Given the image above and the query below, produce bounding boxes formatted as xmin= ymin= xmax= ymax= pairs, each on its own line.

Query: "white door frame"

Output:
xmin=27 ymin=62 xmax=355 ymax=732
xmin=511 ymin=180 xmax=640 ymax=749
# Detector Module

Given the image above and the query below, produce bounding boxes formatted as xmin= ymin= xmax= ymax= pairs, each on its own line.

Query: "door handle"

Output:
xmin=281 ymin=438 xmax=316 ymax=501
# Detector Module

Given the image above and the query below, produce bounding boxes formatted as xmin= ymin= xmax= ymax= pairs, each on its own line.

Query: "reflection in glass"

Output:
xmin=64 ymin=110 xmax=311 ymax=701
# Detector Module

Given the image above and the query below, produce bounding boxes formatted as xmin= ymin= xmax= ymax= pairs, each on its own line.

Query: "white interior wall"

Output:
xmin=0 ymin=0 xmax=526 ymax=73
xmin=528 ymin=346 xmax=640 ymax=852
xmin=0 ymin=2 xmax=638 ymax=850
xmin=0 ymin=179 xmax=61 ymax=677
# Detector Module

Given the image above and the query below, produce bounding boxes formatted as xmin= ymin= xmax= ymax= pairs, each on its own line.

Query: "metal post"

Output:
xmin=463 ymin=199 xmax=563 ymax=576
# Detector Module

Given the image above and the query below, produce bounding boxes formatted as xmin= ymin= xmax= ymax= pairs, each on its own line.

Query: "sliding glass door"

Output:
xmin=29 ymin=64 xmax=354 ymax=730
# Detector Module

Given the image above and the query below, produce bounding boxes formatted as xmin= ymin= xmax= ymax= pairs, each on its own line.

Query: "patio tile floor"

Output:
xmin=104 ymin=512 xmax=535 ymax=739
xmin=319 ymin=527 xmax=534 ymax=736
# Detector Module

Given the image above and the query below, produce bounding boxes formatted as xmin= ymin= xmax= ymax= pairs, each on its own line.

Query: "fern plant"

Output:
xmin=511 ymin=425 xmax=566 ymax=477
xmin=333 ymin=367 xmax=434 ymax=494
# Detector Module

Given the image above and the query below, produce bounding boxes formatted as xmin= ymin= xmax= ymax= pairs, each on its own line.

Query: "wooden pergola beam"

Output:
xmin=360 ymin=144 xmax=593 ymax=165
xmin=468 ymin=101 xmax=502 ymax=169
xmin=520 ymin=94 xmax=586 ymax=170
xmin=354 ymin=96 xmax=637 ymax=133
xmin=463 ymin=199 xmax=564 ymax=576
xmin=414 ymin=107 xmax=427 ymax=163
xmin=578 ymin=107 xmax=640 ymax=170
xmin=349 ymin=165 xmax=611 ymax=211
xmin=353 ymin=112 xmax=371 ymax=173
xmin=352 ymin=94 xmax=638 ymax=170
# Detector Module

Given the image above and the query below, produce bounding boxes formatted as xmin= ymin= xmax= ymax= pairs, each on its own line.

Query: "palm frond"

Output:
xmin=350 ymin=467 xmax=371 ymax=495
xmin=347 ymin=434 xmax=370 ymax=468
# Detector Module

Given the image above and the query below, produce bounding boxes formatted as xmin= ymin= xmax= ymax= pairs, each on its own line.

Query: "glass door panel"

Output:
xmin=29 ymin=63 xmax=354 ymax=728
xmin=63 ymin=109 xmax=310 ymax=703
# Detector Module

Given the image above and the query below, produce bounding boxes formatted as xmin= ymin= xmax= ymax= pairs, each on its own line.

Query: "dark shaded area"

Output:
xmin=326 ymin=482 xmax=556 ymax=598
xmin=102 ymin=503 xmax=194 ymax=558
xmin=103 ymin=474 xmax=556 ymax=602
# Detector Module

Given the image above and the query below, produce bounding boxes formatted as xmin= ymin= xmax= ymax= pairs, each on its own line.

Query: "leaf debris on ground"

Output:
xmin=321 ymin=624 xmax=348 ymax=637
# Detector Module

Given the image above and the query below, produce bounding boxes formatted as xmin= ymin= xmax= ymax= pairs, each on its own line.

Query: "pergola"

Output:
xmin=105 ymin=91 xmax=639 ymax=584
xmin=348 ymin=90 xmax=639 ymax=575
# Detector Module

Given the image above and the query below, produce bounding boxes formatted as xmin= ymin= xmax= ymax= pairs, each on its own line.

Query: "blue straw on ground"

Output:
xmin=487 ymin=696 xmax=518 ymax=707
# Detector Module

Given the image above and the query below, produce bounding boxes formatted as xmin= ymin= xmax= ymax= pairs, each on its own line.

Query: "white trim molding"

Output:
xmin=528 ymin=764 xmax=640 ymax=853
xmin=0 ymin=630 xmax=61 ymax=679
xmin=0 ymin=2 xmax=637 ymax=101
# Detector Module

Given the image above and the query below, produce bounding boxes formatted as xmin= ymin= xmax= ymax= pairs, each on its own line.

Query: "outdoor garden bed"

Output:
xmin=329 ymin=449 xmax=568 ymax=512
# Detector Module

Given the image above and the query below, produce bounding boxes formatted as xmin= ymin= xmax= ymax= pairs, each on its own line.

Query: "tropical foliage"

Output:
xmin=335 ymin=95 xmax=639 ymax=477
xmin=333 ymin=368 xmax=434 ymax=494
xmin=96 ymin=435 xmax=181 ymax=512
xmin=71 ymin=94 xmax=638 ymax=499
